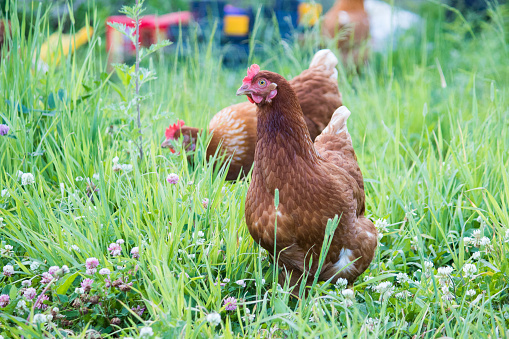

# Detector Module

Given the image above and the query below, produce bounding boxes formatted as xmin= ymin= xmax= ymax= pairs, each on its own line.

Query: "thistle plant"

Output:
xmin=106 ymin=0 xmax=171 ymax=160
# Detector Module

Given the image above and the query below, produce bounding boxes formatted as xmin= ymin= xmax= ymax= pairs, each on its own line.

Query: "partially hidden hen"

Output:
xmin=161 ymin=49 xmax=342 ymax=181
xmin=236 ymin=65 xmax=377 ymax=289
xmin=322 ymin=0 xmax=370 ymax=66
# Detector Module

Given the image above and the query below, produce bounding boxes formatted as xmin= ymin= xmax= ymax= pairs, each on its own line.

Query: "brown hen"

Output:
xmin=237 ymin=66 xmax=377 ymax=289
xmin=162 ymin=49 xmax=342 ymax=180
xmin=322 ymin=0 xmax=370 ymax=66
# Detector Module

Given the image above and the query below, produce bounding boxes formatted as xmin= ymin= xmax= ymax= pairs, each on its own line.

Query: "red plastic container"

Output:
xmin=140 ymin=12 xmax=192 ymax=47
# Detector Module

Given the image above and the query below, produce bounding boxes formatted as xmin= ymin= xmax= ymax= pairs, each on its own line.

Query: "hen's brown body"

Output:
xmin=242 ymin=70 xmax=377 ymax=287
xmin=163 ymin=50 xmax=342 ymax=180
xmin=323 ymin=0 xmax=370 ymax=66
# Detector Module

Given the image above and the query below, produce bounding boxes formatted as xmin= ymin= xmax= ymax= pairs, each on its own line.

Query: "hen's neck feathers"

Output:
xmin=255 ymin=74 xmax=320 ymax=166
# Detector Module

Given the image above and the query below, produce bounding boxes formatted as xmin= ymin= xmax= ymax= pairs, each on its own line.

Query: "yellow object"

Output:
xmin=298 ymin=3 xmax=323 ymax=27
xmin=39 ymin=26 xmax=94 ymax=64
xmin=223 ymin=15 xmax=249 ymax=36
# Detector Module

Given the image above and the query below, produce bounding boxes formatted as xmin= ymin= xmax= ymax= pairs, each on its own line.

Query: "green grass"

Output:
xmin=1 ymin=0 xmax=509 ymax=338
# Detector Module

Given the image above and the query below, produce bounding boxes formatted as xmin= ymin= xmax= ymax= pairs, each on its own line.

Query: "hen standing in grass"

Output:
xmin=323 ymin=0 xmax=370 ymax=66
xmin=161 ymin=49 xmax=342 ymax=180
xmin=237 ymin=65 xmax=377 ymax=288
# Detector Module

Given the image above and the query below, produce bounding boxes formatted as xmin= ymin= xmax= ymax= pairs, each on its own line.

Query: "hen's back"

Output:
xmin=315 ymin=106 xmax=365 ymax=201
xmin=291 ymin=50 xmax=343 ymax=137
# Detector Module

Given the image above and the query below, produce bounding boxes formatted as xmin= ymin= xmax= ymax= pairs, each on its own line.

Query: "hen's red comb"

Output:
xmin=165 ymin=120 xmax=185 ymax=140
xmin=243 ymin=64 xmax=260 ymax=84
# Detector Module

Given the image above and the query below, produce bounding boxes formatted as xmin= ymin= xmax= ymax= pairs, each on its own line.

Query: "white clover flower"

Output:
xmin=206 ymin=312 xmax=221 ymax=326
xmin=69 ymin=244 xmax=80 ymax=253
xmin=335 ymin=277 xmax=348 ymax=290
xmin=93 ymin=173 xmax=100 ymax=180
xmin=341 ymin=288 xmax=355 ymax=300
xmin=363 ymin=317 xmax=376 ymax=332
xmin=21 ymin=173 xmax=35 ymax=185
xmin=396 ymin=273 xmax=410 ymax=284
xmin=374 ymin=218 xmax=389 ymax=240
xmin=17 ymin=170 xmax=24 ymax=179
xmin=480 ymin=237 xmax=491 ymax=246
xmin=440 ymin=285 xmax=454 ymax=302
xmin=16 ymin=299 xmax=28 ymax=314
xmin=436 ymin=266 xmax=453 ymax=287
xmin=236 ymin=280 xmax=246 ymax=288
xmin=476 ymin=215 xmax=486 ymax=227
xmin=471 ymin=251 xmax=481 ymax=260
xmin=139 ymin=326 xmax=154 ymax=337
xmin=62 ymin=265 xmax=70 ymax=274
xmin=242 ymin=308 xmax=255 ymax=322
xmin=0 ymin=245 xmax=13 ymax=256
xmin=424 ymin=261 xmax=434 ymax=269
xmin=33 ymin=314 xmax=48 ymax=324
xmin=75 ymin=287 xmax=85 ymax=294
xmin=52 ymin=307 xmax=59 ymax=313
xmin=395 ymin=291 xmax=412 ymax=300
xmin=374 ymin=281 xmax=394 ymax=298
xmin=341 ymin=288 xmax=355 ymax=307
xmin=120 ymin=164 xmax=133 ymax=173
xmin=466 ymin=289 xmax=476 ymax=297
xmin=112 ymin=156 xmax=119 ymax=164
xmin=3 ymin=264 xmax=14 ymax=276
xmin=75 ymin=176 xmax=84 ymax=182
xmin=437 ymin=266 xmax=453 ymax=275
xmin=99 ymin=268 xmax=111 ymax=275
xmin=112 ymin=163 xmax=122 ymax=172
xmin=410 ymin=236 xmax=419 ymax=250
xmin=463 ymin=263 xmax=477 ymax=278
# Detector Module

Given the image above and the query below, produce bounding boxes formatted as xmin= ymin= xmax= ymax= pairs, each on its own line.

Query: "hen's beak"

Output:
xmin=236 ymin=84 xmax=251 ymax=96
xmin=161 ymin=139 xmax=174 ymax=152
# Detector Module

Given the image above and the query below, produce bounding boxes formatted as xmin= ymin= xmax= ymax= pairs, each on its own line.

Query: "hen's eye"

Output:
xmin=259 ymin=80 xmax=266 ymax=86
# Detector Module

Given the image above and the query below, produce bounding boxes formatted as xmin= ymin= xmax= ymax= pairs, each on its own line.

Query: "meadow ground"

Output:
xmin=1 ymin=1 xmax=509 ymax=338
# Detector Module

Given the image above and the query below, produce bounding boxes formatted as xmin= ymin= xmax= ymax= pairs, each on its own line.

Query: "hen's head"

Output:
xmin=161 ymin=120 xmax=198 ymax=153
xmin=236 ymin=64 xmax=279 ymax=105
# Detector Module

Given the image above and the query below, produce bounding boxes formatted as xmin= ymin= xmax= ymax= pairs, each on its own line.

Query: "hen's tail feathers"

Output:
xmin=321 ymin=106 xmax=351 ymax=137
xmin=309 ymin=49 xmax=339 ymax=80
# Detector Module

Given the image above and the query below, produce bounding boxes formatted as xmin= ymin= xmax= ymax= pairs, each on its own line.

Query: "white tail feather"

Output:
xmin=309 ymin=49 xmax=339 ymax=80
xmin=321 ymin=106 xmax=351 ymax=136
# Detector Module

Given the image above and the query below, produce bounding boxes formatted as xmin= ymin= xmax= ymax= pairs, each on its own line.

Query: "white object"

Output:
xmin=365 ymin=0 xmax=422 ymax=52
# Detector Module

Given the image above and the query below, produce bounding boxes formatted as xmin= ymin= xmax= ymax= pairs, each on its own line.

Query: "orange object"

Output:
xmin=223 ymin=14 xmax=250 ymax=37
xmin=298 ymin=3 xmax=323 ymax=27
